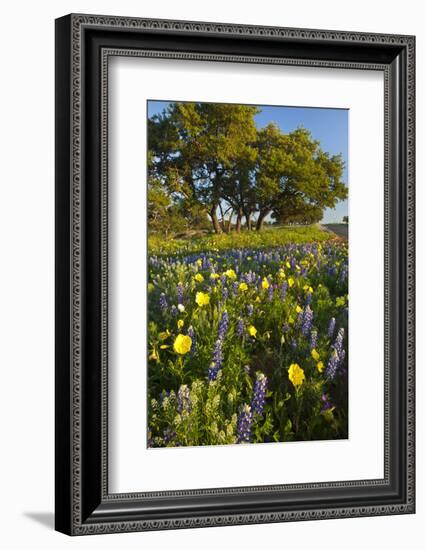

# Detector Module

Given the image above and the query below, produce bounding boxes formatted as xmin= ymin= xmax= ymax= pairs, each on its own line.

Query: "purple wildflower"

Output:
xmin=247 ymin=304 xmax=254 ymax=316
xmin=236 ymin=318 xmax=245 ymax=337
xmin=237 ymin=404 xmax=253 ymax=443
xmin=281 ymin=281 xmax=288 ymax=300
xmin=177 ymin=282 xmax=184 ymax=305
xmin=218 ymin=310 xmax=229 ymax=340
xmin=251 ymin=373 xmax=268 ymax=415
xmin=159 ymin=293 xmax=168 ymax=313
xmin=334 ymin=327 xmax=345 ymax=360
xmin=328 ymin=317 xmax=336 ymax=339
xmin=301 ymin=305 xmax=314 ymax=336
xmin=326 ymin=350 xmax=339 ymax=379
xmin=171 ymin=304 xmax=177 ymax=317
xmin=268 ymin=284 xmax=274 ymax=302
xmin=208 ymin=340 xmax=223 ymax=381
xmin=177 ymin=384 xmax=191 ymax=413
xmin=321 ymin=394 xmax=333 ymax=412
xmin=187 ymin=325 xmax=196 ymax=354
xmin=222 ymin=286 xmax=229 ymax=300
xmin=310 ymin=329 xmax=318 ymax=351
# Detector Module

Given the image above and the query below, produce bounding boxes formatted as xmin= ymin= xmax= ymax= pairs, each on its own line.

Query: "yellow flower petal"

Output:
xmin=316 ymin=361 xmax=324 ymax=373
xmin=248 ymin=325 xmax=257 ymax=337
xmin=288 ymin=363 xmax=305 ymax=387
xmin=311 ymin=349 xmax=320 ymax=361
xmin=173 ymin=334 xmax=192 ymax=355
xmin=195 ymin=291 xmax=210 ymax=307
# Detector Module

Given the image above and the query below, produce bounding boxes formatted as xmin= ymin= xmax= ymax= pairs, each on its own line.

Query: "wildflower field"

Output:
xmin=147 ymin=226 xmax=348 ymax=448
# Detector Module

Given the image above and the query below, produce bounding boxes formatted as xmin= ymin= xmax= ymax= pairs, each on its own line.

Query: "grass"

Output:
xmin=148 ymin=224 xmax=332 ymax=256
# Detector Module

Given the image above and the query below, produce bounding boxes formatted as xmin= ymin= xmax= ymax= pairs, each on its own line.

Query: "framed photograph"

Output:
xmin=55 ymin=14 xmax=415 ymax=535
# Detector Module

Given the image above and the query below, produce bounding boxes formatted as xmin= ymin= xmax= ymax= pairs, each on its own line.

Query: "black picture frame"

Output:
xmin=55 ymin=13 xmax=415 ymax=536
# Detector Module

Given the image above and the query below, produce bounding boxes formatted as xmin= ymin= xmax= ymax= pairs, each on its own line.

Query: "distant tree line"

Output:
xmin=148 ymin=102 xmax=348 ymax=234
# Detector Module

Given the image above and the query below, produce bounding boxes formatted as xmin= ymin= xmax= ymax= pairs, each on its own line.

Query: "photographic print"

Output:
xmin=147 ymin=100 xmax=349 ymax=448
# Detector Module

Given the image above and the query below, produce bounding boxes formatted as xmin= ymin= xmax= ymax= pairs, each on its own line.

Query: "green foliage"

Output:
xmin=147 ymin=236 xmax=348 ymax=448
xmin=148 ymin=102 xmax=348 ymax=234
xmin=148 ymin=224 xmax=331 ymax=256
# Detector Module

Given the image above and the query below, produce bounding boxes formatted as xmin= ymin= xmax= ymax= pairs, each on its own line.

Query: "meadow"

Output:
xmin=147 ymin=225 xmax=348 ymax=448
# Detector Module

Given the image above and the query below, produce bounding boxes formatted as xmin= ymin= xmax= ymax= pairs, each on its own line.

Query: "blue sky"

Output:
xmin=148 ymin=101 xmax=348 ymax=223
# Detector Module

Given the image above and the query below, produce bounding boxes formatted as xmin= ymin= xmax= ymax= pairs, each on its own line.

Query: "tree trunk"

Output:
xmin=256 ymin=209 xmax=271 ymax=231
xmin=226 ymin=210 xmax=234 ymax=233
xmin=235 ymin=210 xmax=242 ymax=233
xmin=210 ymin=206 xmax=222 ymax=234
xmin=247 ymin=214 xmax=252 ymax=231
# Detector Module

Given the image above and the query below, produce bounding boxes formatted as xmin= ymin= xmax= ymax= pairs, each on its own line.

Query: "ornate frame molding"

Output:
xmin=55 ymin=14 xmax=415 ymax=535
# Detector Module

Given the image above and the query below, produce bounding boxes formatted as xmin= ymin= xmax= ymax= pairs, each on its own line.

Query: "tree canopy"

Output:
xmin=148 ymin=102 xmax=347 ymax=233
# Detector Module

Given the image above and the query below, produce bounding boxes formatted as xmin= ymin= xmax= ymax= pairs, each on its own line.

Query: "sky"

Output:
xmin=148 ymin=101 xmax=348 ymax=224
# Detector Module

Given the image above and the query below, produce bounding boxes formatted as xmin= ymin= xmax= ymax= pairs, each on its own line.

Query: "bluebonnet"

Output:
xmin=237 ymin=404 xmax=253 ymax=443
xmin=306 ymin=291 xmax=313 ymax=305
xmin=281 ymin=281 xmax=288 ymax=300
xmin=218 ymin=310 xmax=229 ymax=340
xmin=222 ymin=286 xmax=229 ymax=300
xmin=310 ymin=329 xmax=318 ymax=351
xmin=327 ymin=317 xmax=336 ymax=339
xmin=326 ymin=350 xmax=339 ymax=379
xmin=177 ymin=384 xmax=191 ymax=413
xmin=231 ymin=281 xmax=239 ymax=296
xmin=208 ymin=340 xmax=223 ymax=381
xmin=268 ymin=284 xmax=274 ymax=302
xmin=334 ymin=328 xmax=345 ymax=362
xmin=177 ymin=282 xmax=184 ymax=305
xmin=321 ymin=394 xmax=333 ymax=412
xmin=247 ymin=304 xmax=254 ymax=316
xmin=301 ymin=305 xmax=314 ymax=336
xmin=251 ymin=373 xmax=268 ymax=415
xmin=159 ymin=293 xmax=168 ymax=313
xmin=236 ymin=318 xmax=245 ymax=337
xmin=170 ymin=304 xmax=177 ymax=317
xmin=187 ymin=325 xmax=196 ymax=354
xmin=163 ymin=427 xmax=177 ymax=445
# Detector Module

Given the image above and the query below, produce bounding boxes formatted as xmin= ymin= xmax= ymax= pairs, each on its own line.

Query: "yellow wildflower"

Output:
xmin=248 ymin=325 xmax=257 ymax=337
xmin=224 ymin=269 xmax=237 ymax=280
xmin=336 ymin=296 xmax=346 ymax=307
xmin=147 ymin=283 xmax=155 ymax=293
xmin=177 ymin=319 xmax=184 ymax=329
xmin=197 ymin=259 xmax=203 ymax=266
xmin=210 ymin=273 xmax=220 ymax=280
xmin=149 ymin=347 xmax=159 ymax=362
xmin=311 ymin=349 xmax=320 ymax=361
xmin=194 ymin=273 xmax=204 ymax=283
xmin=239 ymin=282 xmax=248 ymax=292
xmin=159 ymin=330 xmax=171 ymax=341
xmin=262 ymin=277 xmax=270 ymax=289
xmin=173 ymin=334 xmax=192 ymax=355
xmin=286 ymin=261 xmax=291 ymax=269
xmin=288 ymin=363 xmax=305 ymax=388
xmin=316 ymin=361 xmax=325 ymax=373
xmin=279 ymin=269 xmax=286 ymax=278
xmin=288 ymin=277 xmax=295 ymax=287
xmin=255 ymin=296 xmax=261 ymax=303
xmin=295 ymin=305 xmax=303 ymax=314
xmin=195 ymin=291 xmax=210 ymax=307
xmin=288 ymin=315 xmax=295 ymax=324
